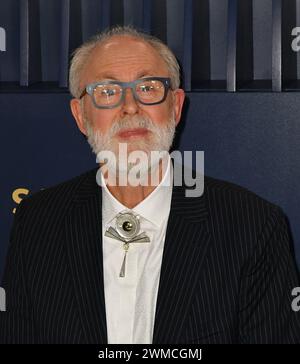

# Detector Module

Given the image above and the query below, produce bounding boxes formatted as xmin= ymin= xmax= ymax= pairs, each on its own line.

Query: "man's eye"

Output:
xmin=140 ymin=85 xmax=154 ymax=92
xmin=102 ymin=89 xmax=116 ymax=96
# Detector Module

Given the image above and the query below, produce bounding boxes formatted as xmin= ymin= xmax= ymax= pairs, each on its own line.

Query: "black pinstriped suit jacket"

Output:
xmin=1 ymin=168 xmax=300 ymax=344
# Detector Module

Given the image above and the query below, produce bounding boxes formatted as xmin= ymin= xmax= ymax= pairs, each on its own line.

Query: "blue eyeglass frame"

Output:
xmin=79 ymin=77 xmax=172 ymax=109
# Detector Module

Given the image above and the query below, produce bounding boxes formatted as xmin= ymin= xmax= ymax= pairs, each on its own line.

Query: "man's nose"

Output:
xmin=121 ymin=87 xmax=139 ymax=115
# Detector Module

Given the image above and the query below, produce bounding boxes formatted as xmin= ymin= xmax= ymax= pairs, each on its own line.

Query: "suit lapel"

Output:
xmin=64 ymin=169 xmax=107 ymax=344
xmin=153 ymin=182 xmax=211 ymax=343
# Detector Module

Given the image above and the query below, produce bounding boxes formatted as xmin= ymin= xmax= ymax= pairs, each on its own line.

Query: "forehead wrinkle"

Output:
xmin=93 ymin=70 xmax=159 ymax=82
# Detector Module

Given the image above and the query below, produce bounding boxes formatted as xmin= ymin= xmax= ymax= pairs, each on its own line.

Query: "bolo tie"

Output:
xmin=104 ymin=212 xmax=150 ymax=277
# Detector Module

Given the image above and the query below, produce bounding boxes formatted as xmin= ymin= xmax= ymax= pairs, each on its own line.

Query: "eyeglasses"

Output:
xmin=79 ymin=77 xmax=171 ymax=109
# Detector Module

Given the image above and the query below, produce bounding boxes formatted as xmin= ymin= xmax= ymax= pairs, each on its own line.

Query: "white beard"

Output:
xmin=84 ymin=113 xmax=176 ymax=178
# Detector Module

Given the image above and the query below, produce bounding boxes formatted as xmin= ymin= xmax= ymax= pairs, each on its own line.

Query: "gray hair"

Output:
xmin=69 ymin=25 xmax=181 ymax=98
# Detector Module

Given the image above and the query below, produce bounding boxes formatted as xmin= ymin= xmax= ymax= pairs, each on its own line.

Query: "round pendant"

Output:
xmin=115 ymin=212 xmax=140 ymax=240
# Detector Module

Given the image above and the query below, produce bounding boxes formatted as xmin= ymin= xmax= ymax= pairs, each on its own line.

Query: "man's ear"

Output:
xmin=70 ymin=98 xmax=87 ymax=136
xmin=173 ymin=89 xmax=185 ymax=126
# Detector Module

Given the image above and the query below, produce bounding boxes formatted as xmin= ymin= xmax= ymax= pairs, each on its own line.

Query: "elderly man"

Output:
xmin=0 ymin=26 xmax=300 ymax=344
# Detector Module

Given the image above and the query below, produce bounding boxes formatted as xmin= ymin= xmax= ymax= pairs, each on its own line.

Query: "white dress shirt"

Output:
xmin=101 ymin=157 xmax=173 ymax=344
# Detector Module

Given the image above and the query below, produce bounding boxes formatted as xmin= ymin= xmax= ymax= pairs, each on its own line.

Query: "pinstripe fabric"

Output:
xmin=0 ymin=168 xmax=299 ymax=343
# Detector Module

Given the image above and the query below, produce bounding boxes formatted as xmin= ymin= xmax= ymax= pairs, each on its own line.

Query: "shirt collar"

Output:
xmin=102 ymin=154 xmax=173 ymax=228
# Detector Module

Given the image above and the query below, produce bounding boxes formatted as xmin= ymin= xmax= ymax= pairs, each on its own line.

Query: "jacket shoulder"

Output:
xmin=203 ymin=175 xmax=284 ymax=238
xmin=15 ymin=168 xmax=98 ymax=222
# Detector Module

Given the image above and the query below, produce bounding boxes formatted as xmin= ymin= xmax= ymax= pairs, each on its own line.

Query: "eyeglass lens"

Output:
xmin=92 ymin=79 xmax=166 ymax=107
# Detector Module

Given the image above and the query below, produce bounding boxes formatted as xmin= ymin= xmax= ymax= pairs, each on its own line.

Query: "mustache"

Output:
xmin=109 ymin=116 xmax=157 ymax=137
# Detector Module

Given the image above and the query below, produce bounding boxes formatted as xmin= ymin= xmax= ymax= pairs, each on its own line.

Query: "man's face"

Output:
xmin=70 ymin=36 xmax=185 ymax=163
